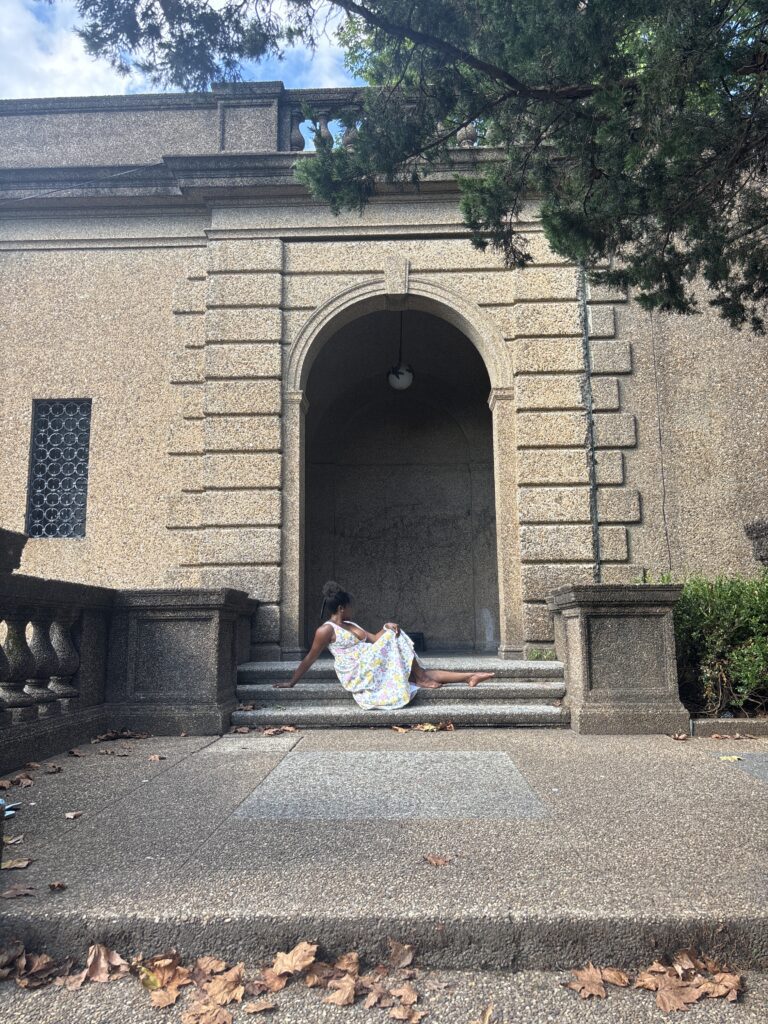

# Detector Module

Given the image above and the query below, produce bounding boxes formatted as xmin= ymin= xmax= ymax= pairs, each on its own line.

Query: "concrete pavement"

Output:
xmin=0 ymin=729 xmax=766 ymax=973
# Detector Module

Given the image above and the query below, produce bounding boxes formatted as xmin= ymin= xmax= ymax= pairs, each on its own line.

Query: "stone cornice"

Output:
xmin=0 ymin=148 xmax=506 ymax=210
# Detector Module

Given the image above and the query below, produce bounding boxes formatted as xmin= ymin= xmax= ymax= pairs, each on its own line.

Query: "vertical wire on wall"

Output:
xmin=577 ymin=263 xmax=602 ymax=582
xmin=649 ymin=311 xmax=673 ymax=572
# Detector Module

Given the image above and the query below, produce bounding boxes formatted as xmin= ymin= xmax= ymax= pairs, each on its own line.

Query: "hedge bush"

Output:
xmin=674 ymin=571 xmax=768 ymax=717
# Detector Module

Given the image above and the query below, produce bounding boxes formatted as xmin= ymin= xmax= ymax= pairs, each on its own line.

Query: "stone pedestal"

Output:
xmin=745 ymin=520 xmax=768 ymax=566
xmin=547 ymin=584 xmax=689 ymax=735
xmin=106 ymin=588 xmax=258 ymax=734
xmin=0 ymin=528 xmax=27 ymax=574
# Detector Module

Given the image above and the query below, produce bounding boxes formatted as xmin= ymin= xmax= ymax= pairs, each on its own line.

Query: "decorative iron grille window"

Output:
xmin=26 ymin=399 xmax=92 ymax=538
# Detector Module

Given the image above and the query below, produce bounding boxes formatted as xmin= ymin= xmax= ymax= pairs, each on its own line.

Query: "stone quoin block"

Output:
xmin=167 ymin=489 xmax=282 ymax=529
xmin=196 ymin=527 xmax=281 ymax=566
xmin=593 ymin=413 xmax=637 ymax=449
xmin=206 ymin=272 xmax=283 ymax=308
xmin=517 ymin=412 xmax=587 ymax=448
xmin=594 ymin=451 xmax=624 ymax=485
xmin=590 ymin=340 xmax=632 ymax=374
xmin=170 ymin=349 xmax=204 ymax=385
xmin=168 ymin=420 xmax=203 ymax=456
xmin=179 ymin=384 xmax=204 ymax=419
xmin=587 ymin=306 xmax=616 ymax=339
xmin=521 ymin=562 xmax=597 ymax=602
xmin=205 ymin=307 xmax=282 ymax=343
xmin=514 ymin=339 xmax=583 ymax=374
xmin=203 ymin=452 xmax=281 ymax=490
xmin=517 ymin=486 xmax=591 ymax=524
xmin=599 ymin=526 xmax=629 ymax=562
xmin=597 ymin=489 xmax=641 ymax=524
xmin=204 ymin=343 xmax=281 ymax=380
xmin=174 ymin=313 xmax=205 ymax=349
xmin=514 ymin=374 xmax=586 ymax=411
xmin=198 ymin=566 xmax=281 ymax=602
xmin=517 ymin=449 xmax=590 ymax=485
xmin=590 ymin=377 xmax=620 ymax=411
xmin=204 ymin=415 xmax=282 ymax=453
xmin=520 ymin=525 xmax=595 ymax=563
xmin=204 ymin=380 xmax=282 ymax=416
xmin=522 ymin=602 xmax=554 ymax=643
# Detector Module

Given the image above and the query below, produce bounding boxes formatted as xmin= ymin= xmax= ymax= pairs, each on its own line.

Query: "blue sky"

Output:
xmin=0 ymin=1 xmax=359 ymax=99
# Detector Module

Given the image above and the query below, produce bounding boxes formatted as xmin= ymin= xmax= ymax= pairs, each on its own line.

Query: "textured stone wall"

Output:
xmin=1 ymin=187 xmax=766 ymax=657
xmin=0 ymin=234 xmax=204 ymax=588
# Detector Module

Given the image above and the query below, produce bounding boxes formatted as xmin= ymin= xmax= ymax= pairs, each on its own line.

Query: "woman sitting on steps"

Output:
xmin=273 ymin=580 xmax=495 ymax=711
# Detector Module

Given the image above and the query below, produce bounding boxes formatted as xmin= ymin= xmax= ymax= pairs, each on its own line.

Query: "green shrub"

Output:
xmin=526 ymin=647 xmax=558 ymax=661
xmin=674 ymin=571 xmax=768 ymax=717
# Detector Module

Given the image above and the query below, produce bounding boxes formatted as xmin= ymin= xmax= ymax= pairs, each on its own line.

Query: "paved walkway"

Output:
xmin=1 ymin=729 xmax=766 ymax=976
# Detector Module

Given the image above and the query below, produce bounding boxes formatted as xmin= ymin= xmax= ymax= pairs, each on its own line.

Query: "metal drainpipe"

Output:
xmin=577 ymin=263 xmax=601 ymax=582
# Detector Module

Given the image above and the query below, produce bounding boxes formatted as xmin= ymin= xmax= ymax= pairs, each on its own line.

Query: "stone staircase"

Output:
xmin=232 ymin=656 xmax=568 ymax=729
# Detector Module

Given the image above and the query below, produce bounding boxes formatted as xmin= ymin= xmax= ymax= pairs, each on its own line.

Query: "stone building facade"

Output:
xmin=1 ymin=82 xmax=766 ymax=661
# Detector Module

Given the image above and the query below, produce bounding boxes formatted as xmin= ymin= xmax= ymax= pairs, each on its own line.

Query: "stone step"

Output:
xmin=238 ymin=657 xmax=564 ymax=684
xmin=237 ymin=679 xmax=566 ymax=704
xmin=230 ymin=701 xmax=568 ymax=729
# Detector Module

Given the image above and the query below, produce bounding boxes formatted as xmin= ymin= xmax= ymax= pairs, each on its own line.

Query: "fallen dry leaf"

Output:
xmin=272 ymin=941 xmax=318 ymax=976
xmin=391 ymin=981 xmax=419 ymax=1005
xmin=64 ymin=811 xmax=83 ymax=820
xmin=24 ymin=762 xmax=41 ymax=770
xmin=304 ymin=961 xmax=336 ymax=988
xmin=13 ymin=950 xmax=73 ymax=989
xmin=387 ymin=939 xmax=415 ymax=970
xmin=259 ymin=968 xmax=288 ymax=993
xmin=719 ymin=755 xmax=743 ymax=762
xmin=635 ymin=970 xmax=664 ymax=991
xmin=92 ymin=728 xmax=149 ymax=743
xmin=0 ymin=779 xmax=11 ymax=790
xmin=48 ymin=881 xmax=67 ymax=891
xmin=334 ymin=951 xmax=359 ymax=975
xmin=655 ymin=975 xmax=704 ymax=1012
xmin=12 ymin=773 xmax=34 ymax=788
xmin=232 ymin=727 xmax=251 ymax=734
xmin=390 ymin=1008 xmax=427 ymax=1023
xmin=565 ymin=963 xmax=607 ymax=999
xmin=1 ymin=858 xmax=33 ymax=870
xmin=259 ymin=725 xmax=298 ymax=736
xmin=600 ymin=967 xmax=630 ymax=988
xmin=324 ymin=973 xmax=357 ymax=1006
xmin=192 ymin=956 xmax=229 ymax=984
xmin=391 ymin=726 xmax=410 ymax=734
xmin=364 ymin=983 xmax=390 ymax=1008
xmin=3 ymin=835 xmax=23 ymax=846
xmin=44 ymin=764 xmax=63 ymax=775
xmin=86 ymin=943 xmax=131 ymax=984
xmin=423 ymin=854 xmax=451 ymax=867
xmin=243 ymin=999 xmax=277 ymax=1014
xmin=1 ymin=884 xmax=34 ymax=899
xmin=148 ymin=754 xmax=167 ymax=762
xmin=205 ymin=963 xmax=245 ymax=1005
xmin=68 ymin=749 xmax=85 ymax=757
xmin=181 ymin=999 xmax=233 ymax=1024
xmin=671 ymin=732 xmax=688 ymax=741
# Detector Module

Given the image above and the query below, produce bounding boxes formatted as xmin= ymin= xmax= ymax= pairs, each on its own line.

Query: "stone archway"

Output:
xmin=280 ymin=277 xmax=523 ymax=659
xmin=304 ymin=309 xmax=499 ymax=652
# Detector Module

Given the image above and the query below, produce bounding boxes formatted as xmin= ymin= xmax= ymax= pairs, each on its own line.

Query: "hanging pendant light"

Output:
xmin=387 ymin=310 xmax=415 ymax=390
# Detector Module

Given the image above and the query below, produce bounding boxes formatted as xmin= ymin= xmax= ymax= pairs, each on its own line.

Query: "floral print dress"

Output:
xmin=326 ymin=621 xmax=424 ymax=710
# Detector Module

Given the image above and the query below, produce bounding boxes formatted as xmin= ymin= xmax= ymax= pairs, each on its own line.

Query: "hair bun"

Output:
xmin=322 ymin=580 xmax=344 ymax=601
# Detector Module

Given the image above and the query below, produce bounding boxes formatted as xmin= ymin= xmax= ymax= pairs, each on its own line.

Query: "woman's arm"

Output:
xmin=273 ymin=624 xmax=333 ymax=688
xmin=361 ymin=622 xmax=401 ymax=642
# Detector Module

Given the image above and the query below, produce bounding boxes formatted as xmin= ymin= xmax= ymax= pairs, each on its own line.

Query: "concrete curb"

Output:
xmin=2 ymin=909 xmax=766 ymax=970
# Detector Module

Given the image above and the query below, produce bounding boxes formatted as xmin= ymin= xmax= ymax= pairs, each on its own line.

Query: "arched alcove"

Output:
xmin=304 ymin=309 xmax=500 ymax=652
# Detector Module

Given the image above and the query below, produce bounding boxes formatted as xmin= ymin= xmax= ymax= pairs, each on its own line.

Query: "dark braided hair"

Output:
xmin=321 ymin=580 xmax=352 ymax=618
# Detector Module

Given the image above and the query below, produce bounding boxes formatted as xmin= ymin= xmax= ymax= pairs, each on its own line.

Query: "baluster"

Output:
xmin=0 ymin=641 xmax=11 ymax=728
xmin=0 ymin=610 xmax=38 ymax=722
xmin=316 ymin=111 xmax=333 ymax=145
xmin=48 ymin=606 xmax=81 ymax=710
xmin=342 ymin=121 xmax=359 ymax=149
xmin=290 ymin=109 xmax=306 ymax=151
xmin=456 ymin=122 xmax=478 ymax=148
xmin=24 ymin=609 xmax=61 ymax=716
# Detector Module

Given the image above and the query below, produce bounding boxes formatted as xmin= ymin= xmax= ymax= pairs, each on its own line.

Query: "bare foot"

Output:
xmin=468 ymin=672 xmax=495 ymax=688
xmin=415 ymin=678 xmax=442 ymax=689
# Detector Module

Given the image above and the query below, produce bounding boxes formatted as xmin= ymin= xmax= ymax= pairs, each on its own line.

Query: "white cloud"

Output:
xmin=0 ymin=1 xmax=359 ymax=100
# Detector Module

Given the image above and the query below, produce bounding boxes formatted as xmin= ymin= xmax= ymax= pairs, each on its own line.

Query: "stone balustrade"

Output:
xmin=0 ymin=567 xmax=114 ymax=730
xmin=0 ymin=528 xmax=258 ymax=773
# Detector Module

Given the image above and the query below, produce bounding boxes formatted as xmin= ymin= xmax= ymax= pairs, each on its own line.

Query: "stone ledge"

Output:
xmin=690 ymin=717 xmax=768 ymax=737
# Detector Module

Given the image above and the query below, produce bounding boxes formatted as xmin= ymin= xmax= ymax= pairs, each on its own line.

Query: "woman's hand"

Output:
xmin=384 ymin=622 xmax=400 ymax=636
